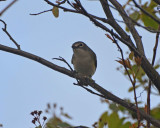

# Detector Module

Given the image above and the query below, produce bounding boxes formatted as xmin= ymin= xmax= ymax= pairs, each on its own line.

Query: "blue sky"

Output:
xmin=0 ymin=0 xmax=160 ymax=128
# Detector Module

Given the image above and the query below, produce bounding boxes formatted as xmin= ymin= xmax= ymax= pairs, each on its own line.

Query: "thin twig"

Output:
xmin=32 ymin=1 xmax=109 ymax=24
xmin=74 ymin=83 xmax=105 ymax=98
xmin=110 ymin=31 xmax=141 ymax=127
xmin=109 ymin=0 xmax=145 ymax=55
xmin=82 ymin=86 xmax=105 ymax=98
xmin=0 ymin=19 xmax=20 ymax=49
xmin=0 ymin=0 xmax=17 ymax=16
xmin=147 ymin=25 xmax=160 ymax=128
xmin=53 ymin=56 xmax=74 ymax=71
xmin=30 ymin=9 xmax=52 ymax=15
xmin=30 ymin=0 xmax=67 ymax=15
xmin=152 ymin=26 xmax=160 ymax=66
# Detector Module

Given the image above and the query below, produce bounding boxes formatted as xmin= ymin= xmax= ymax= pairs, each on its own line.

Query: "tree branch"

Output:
xmin=0 ymin=0 xmax=17 ymax=16
xmin=99 ymin=0 xmax=136 ymax=48
xmin=0 ymin=19 xmax=20 ymax=49
xmin=0 ymin=43 xmax=160 ymax=127
xmin=110 ymin=32 xmax=141 ymax=126
xmin=147 ymin=25 xmax=160 ymax=127
xmin=109 ymin=0 xmax=145 ymax=56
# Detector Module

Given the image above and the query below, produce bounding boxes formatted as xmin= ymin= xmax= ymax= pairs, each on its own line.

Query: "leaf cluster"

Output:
xmin=124 ymin=0 xmax=159 ymax=31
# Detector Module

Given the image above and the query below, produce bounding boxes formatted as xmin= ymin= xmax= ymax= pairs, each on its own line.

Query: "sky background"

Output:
xmin=0 ymin=0 xmax=160 ymax=128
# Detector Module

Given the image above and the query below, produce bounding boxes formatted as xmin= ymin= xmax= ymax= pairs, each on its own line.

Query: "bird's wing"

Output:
xmin=71 ymin=54 xmax=75 ymax=64
xmin=93 ymin=52 xmax=97 ymax=69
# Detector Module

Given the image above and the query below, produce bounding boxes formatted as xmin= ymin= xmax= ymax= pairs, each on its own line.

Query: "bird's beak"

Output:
xmin=72 ymin=45 xmax=77 ymax=49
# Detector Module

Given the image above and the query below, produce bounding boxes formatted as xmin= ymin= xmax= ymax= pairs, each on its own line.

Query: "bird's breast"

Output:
xmin=72 ymin=54 xmax=96 ymax=77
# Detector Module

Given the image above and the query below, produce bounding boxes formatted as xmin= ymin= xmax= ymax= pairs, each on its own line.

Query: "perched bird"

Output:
xmin=71 ymin=41 xmax=97 ymax=78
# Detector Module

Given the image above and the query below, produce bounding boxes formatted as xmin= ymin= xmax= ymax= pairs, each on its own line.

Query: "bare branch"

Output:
xmin=53 ymin=56 xmax=74 ymax=71
xmin=109 ymin=0 xmax=145 ymax=55
xmin=0 ymin=19 xmax=20 ymax=49
xmin=99 ymin=0 xmax=136 ymax=49
xmin=110 ymin=32 xmax=141 ymax=127
xmin=152 ymin=26 xmax=160 ymax=66
xmin=0 ymin=0 xmax=17 ymax=16
xmin=147 ymin=25 xmax=160 ymax=127
xmin=78 ymin=85 xmax=105 ymax=98
xmin=30 ymin=9 xmax=52 ymax=16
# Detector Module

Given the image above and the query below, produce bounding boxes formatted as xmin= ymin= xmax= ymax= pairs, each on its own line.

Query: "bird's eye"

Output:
xmin=79 ymin=43 xmax=83 ymax=47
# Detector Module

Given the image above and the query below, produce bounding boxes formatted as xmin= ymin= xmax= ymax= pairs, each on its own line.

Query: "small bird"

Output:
xmin=71 ymin=41 xmax=97 ymax=78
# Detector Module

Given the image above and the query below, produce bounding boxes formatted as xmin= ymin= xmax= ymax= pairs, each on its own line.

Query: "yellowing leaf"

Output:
xmin=98 ymin=111 xmax=108 ymax=128
xmin=129 ymin=11 xmax=140 ymax=21
xmin=116 ymin=59 xmax=132 ymax=69
xmin=129 ymin=51 xmax=134 ymax=60
xmin=128 ymin=85 xmax=140 ymax=92
xmin=154 ymin=64 xmax=160 ymax=70
xmin=134 ymin=57 xmax=142 ymax=65
xmin=52 ymin=7 xmax=59 ymax=18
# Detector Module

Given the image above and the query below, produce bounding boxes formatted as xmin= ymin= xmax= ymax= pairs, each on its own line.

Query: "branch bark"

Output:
xmin=0 ymin=0 xmax=17 ymax=16
xmin=99 ymin=0 xmax=136 ymax=49
xmin=0 ymin=43 xmax=160 ymax=127
xmin=108 ymin=0 xmax=145 ymax=56
xmin=153 ymin=0 xmax=160 ymax=5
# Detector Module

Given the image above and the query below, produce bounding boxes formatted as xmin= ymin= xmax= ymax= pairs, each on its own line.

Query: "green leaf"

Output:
xmin=108 ymin=112 xmax=121 ymax=128
xmin=125 ymin=26 xmax=129 ymax=32
xmin=129 ymin=51 xmax=134 ymax=60
xmin=120 ymin=121 xmax=132 ymax=128
xmin=141 ymin=13 xmax=158 ymax=29
xmin=58 ymin=122 xmax=72 ymax=127
xmin=140 ymin=1 xmax=158 ymax=29
xmin=131 ymin=65 xmax=145 ymax=82
xmin=128 ymin=85 xmax=140 ymax=92
xmin=148 ymin=1 xmax=158 ymax=11
xmin=129 ymin=11 xmax=140 ymax=21
xmin=109 ymin=103 xmax=119 ymax=112
xmin=151 ymin=107 xmax=160 ymax=120
xmin=98 ymin=111 xmax=108 ymax=128
xmin=118 ymin=105 xmax=126 ymax=113
xmin=52 ymin=7 xmax=59 ymax=18
xmin=154 ymin=64 xmax=160 ymax=70
xmin=62 ymin=113 xmax=72 ymax=119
